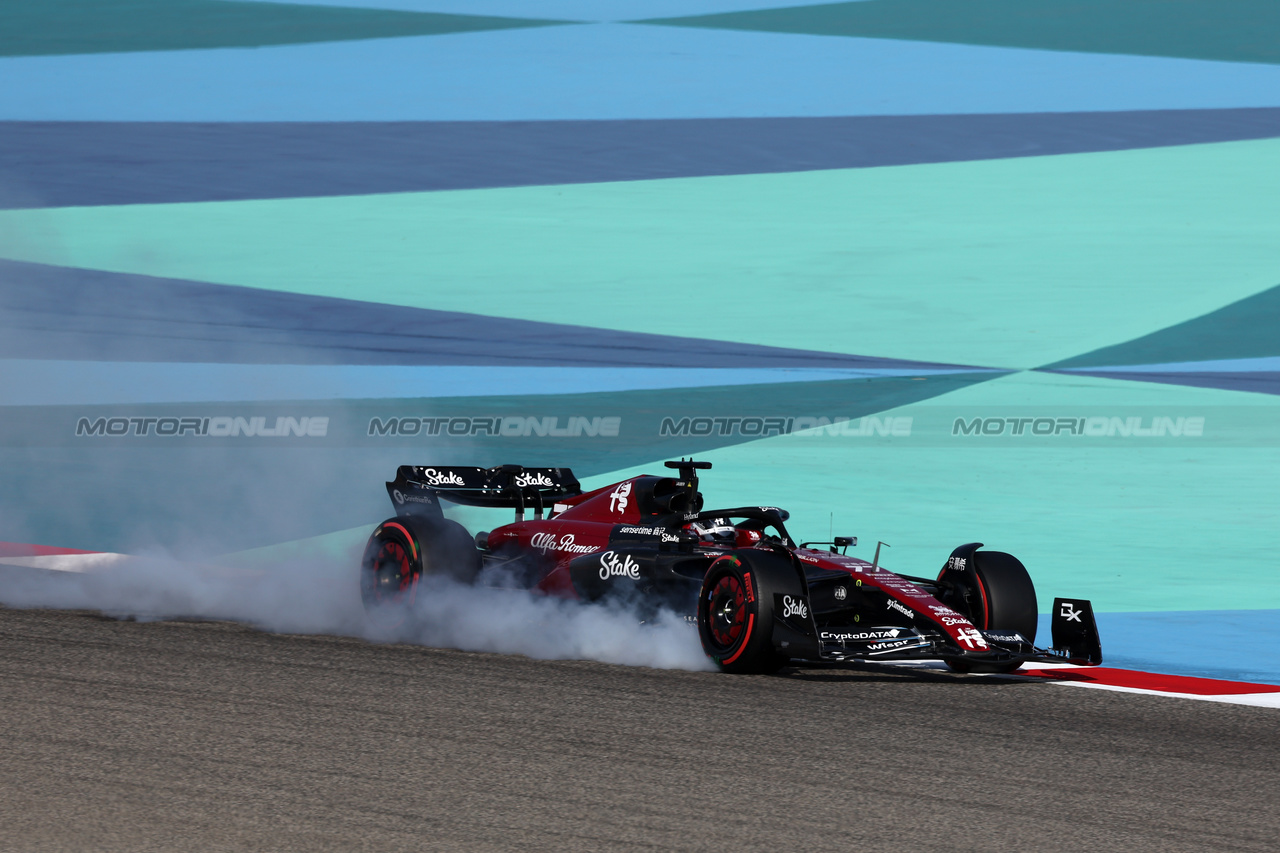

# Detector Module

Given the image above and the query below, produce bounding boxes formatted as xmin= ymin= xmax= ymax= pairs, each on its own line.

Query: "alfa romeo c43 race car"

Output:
xmin=361 ymin=461 xmax=1102 ymax=673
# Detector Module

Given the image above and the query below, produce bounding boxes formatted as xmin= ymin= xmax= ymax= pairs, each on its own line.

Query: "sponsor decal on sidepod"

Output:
xmin=598 ymin=551 xmax=641 ymax=580
xmin=531 ymin=533 xmax=600 ymax=556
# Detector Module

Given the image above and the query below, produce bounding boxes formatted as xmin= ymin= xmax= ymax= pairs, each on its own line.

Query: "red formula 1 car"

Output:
xmin=361 ymin=461 xmax=1102 ymax=673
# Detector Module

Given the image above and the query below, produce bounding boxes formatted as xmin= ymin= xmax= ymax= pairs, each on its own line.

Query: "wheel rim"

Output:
xmin=706 ymin=574 xmax=746 ymax=651
xmin=367 ymin=539 xmax=413 ymax=605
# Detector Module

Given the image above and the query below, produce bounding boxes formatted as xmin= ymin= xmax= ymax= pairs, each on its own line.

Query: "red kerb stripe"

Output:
xmin=0 ymin=542 xmax=102 ymax=558
xmin=1023 ymin=666 xmax=1280 ymax=696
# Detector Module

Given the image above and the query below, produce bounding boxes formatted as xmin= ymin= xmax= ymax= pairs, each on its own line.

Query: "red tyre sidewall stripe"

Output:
xmin=382 ymin=521 xmax=418 ymax=562
xmin=704 ymin=559 xmax=755 ymax=665
xmin=720 ymin=613 xmax=755 ymax=665
xmin=975 ymin=569 xmax=991 ymax=629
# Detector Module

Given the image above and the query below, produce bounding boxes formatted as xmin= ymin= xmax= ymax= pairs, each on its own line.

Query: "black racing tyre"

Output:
xmin=360 ymin=518 xmax=422 ymax=621
xmin=697 ymin=550 xmax=792 ymax=674
xmin=418 ymin=517 xmax=483 ymax=585
xmin=360 ymin=516 xmax=481 ymax=621
xmin=938 ymin=549 xmax=1037 ymax=673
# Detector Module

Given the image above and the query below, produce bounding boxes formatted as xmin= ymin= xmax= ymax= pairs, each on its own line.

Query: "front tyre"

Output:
xmin=938 ymin=549 xmax=1037 ymax=673
xmin=697 ymin=551 xmax=792 ymax=674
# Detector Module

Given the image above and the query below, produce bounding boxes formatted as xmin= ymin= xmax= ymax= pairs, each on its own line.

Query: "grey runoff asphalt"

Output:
xmin=1 ymin=606 xmax=1276 ymax=853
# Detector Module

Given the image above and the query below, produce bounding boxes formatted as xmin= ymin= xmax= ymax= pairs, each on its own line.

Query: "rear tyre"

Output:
xmin=938 ymin=550 xmax=1037 ymax=674
xmin=361 ymin=519 xmax=422 ymax=624
xmin=417 ymin=517 xmax=483 ymax=585
xmin=360 ymin=516 xmax=481 ymax=624
xmin=697 ymin=551 xmax=792 ymax=674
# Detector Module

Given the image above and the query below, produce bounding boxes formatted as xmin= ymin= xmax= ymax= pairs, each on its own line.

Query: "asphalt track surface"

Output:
xmin=2 ymin=607 xmax=1277 ymax=852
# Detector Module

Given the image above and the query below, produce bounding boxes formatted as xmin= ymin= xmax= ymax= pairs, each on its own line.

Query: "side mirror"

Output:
xmin=800 ymin=536 xmax=857 ymax=553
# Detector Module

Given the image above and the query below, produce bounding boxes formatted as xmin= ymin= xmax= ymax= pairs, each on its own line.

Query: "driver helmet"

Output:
xmin=689 ymin=518 xmax=737 ymax=545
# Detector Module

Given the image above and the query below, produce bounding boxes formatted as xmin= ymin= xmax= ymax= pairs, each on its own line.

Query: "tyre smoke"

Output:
xmin=388 ymin=576 xmax=714 ymax=671
xmin=0 ymin=248 xmax=713 ymax=672
xmin=0 ymin=542 xmax=716 ymax=672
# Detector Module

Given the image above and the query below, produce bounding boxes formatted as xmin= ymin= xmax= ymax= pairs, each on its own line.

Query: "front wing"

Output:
xmin=809 ymin=597 xmax=1103 ymax=668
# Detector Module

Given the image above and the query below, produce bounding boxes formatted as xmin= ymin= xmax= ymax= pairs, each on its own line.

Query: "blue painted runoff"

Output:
xmin=1037 ymin=610 xmax=1280 ymax=686
xmin=3 ymin=24 xmax=1280 ymax=121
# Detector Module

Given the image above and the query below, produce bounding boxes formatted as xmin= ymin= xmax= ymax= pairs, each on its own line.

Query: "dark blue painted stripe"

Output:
xmin=4 ymin=108 xmax=1280 ymax=208
xmin=1059 ymin=356 xmax=1280 ymax=373
xmin=1044 ymin=369 xmax=1280 ymax=395
xmin=0 ymin=258 xmax=978 ymax=370
xmin=1046 ymin=282 xmax=1280 ymax=369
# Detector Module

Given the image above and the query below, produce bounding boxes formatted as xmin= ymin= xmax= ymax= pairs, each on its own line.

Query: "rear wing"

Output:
xmin=386 ymin=464 xmax=581 ymax=521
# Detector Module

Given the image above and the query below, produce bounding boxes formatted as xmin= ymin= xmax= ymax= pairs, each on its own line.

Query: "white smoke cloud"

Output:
xmin=391 ymin=577 xmax=713 ymax=671
xmin=0 ymin=221 xmax=713 ymax=673
xmin=0 ymin=543 xmax=716 ymax=672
